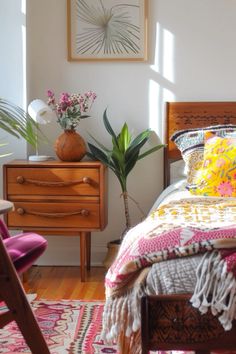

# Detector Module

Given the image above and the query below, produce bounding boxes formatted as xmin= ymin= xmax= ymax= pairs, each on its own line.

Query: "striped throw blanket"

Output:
xmin=102 ymin=197 xmax=236 ymax=354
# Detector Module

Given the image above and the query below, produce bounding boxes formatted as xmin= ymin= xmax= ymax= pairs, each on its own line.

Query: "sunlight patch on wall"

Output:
xmin=151 ymin=22 xmax=161 ymax=74
xmin=149 ymin=23 xmax=175 ymax=141
xmin=149 ymin=79 xmax=160 ymax=134
xmin=163 ymin=29 xmax=174 ymax=83
xmin=150 ymin=23 xmax=175 ymax=84
xmin=21 ymin=0 xmax=27 ymax=109
xmin=21 ymin=0 xmax=26 ymax=14
xmin=163 ymin=88 xmax=175 ymax=103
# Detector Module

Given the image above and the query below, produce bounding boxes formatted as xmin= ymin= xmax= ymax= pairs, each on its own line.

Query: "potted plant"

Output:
xmin=87 ymin=109 xmax=165 ymax=267
xmin=0 ymin=97 xmax=40 ymax=155
xmin=47 ymin=89 xmax=97 ymax=161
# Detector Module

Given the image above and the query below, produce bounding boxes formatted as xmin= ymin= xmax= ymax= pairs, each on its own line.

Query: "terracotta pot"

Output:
xmin=54 ymin=130 xmax=86 ymax=162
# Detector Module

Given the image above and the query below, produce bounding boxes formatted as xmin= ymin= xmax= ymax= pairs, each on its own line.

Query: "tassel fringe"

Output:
xmin=190 ymin=251 xmax=236 ymax=331
xmin=100 ymin=285 xmax=146 ymax=353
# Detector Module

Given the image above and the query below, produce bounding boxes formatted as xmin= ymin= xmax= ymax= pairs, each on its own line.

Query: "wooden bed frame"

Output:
xmin=141 ymin=102 xmax=236 ymax=353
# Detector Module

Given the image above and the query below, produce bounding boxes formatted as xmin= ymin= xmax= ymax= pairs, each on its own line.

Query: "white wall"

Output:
xmin=26 ymin=0 xmax=163 ymax=266
xmin=0 ymin=0 xmax=27 ymax=186
xmin=2 ymin=0 xmax=236 ymax=265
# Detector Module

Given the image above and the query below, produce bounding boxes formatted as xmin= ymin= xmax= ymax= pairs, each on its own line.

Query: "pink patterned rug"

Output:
xmin=0 ymin=300 xmax=235 ymax=353
xmin=0 ymin=300 xmax=117 ymax=354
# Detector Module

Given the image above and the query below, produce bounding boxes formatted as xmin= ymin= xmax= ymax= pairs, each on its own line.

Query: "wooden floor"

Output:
xmin=23 ymin=266 xmax=106 ymax=301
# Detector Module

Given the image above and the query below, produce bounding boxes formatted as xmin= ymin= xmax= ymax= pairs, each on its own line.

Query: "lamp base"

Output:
xmin=28 ymin=155 xmax=52 ymax=162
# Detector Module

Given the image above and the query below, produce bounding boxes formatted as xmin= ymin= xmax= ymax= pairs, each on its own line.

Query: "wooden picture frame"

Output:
xmin=67 ymin=0 xmax=148 ymax=62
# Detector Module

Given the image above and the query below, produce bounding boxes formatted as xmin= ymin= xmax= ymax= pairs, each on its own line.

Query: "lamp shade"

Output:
xmin=28 ymin=99 xmax=53 ymax=125
xmin=27 ymin=99 xmax=54 ymax=162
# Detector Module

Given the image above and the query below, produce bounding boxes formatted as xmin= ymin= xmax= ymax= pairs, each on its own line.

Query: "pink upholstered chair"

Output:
xmin=0 ymin=218 xmax=50 ymax=353
xmin=0 ymin=218 xmax=47 ymax=274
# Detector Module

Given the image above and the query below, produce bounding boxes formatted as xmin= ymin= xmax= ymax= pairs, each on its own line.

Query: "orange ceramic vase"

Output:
xmin=54 ymin=130 xmax=86 ymax=162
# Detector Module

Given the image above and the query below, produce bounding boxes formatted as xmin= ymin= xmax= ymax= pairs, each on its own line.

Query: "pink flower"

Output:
xmin=47 ymin=90 xmax=54 ymax=98
xmin=59 ymin=93 xmax=70 ymax=104
xmin=85 ymin=91 xmax=97 ymax=101
xmin=46 ymin=89 xmax=97 ymax=130
xmin=216 ymin=158 xmax=226 ymax=168
xmin=216 ymin=147 xmax=225 ymax=154
xmin=217 ymin=181 xmax=233 ymax=197
xmin=203 ymin=159 xmax=211 ymax=168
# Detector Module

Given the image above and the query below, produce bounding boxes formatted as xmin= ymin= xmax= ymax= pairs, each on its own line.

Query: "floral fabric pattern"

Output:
xmin=171 ymin=124 xmax=236 ymax=187
xmin=190 ymin=135 xmax=236 ymax=197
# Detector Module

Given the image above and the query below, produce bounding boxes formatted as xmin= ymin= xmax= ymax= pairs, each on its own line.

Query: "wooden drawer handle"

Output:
xmin=16 ymin=208 xmax=90 ymax=218
xmin=16 ymin=176 xmax=91 ymax=187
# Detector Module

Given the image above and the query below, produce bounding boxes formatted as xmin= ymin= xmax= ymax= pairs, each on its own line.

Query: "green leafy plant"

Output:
xmin=0 ymin=98 xmax=40 ymax=156
xmin=87 ymin=109 xmax=165 ymax=239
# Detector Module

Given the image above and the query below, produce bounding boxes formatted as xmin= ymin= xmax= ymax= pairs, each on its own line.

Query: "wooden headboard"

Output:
xmin=164 ymin=101 xmax=236 ymax=187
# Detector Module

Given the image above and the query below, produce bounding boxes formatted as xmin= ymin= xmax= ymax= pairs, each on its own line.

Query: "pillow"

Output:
xmin=170 ymin=160 xmax=187 ymax=184
xmin=171 ymin=125 xmax=236 ymax=187
xmin=189 ymin=135 xmax=236 ymax=197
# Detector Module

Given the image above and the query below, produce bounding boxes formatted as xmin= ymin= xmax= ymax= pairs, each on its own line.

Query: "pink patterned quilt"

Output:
xmin=102 ymin=197 xmax=236 ymax=354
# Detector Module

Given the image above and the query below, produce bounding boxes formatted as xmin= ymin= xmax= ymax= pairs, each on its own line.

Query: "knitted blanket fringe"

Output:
xmin=100 ymin=284 xmax=146 ymax=353
xmin=190 ymin=250 xmax=236 ymax=331
xmin=102 ymin=250 xmax=236 ymax=351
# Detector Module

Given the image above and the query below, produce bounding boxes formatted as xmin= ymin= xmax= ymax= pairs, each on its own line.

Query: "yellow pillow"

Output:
xmin=190 ymin=135 xmax=236 ymax=197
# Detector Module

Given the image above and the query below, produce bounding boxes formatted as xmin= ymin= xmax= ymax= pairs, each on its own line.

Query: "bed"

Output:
xmin=102 ymin=102 xmax=236 ymax=354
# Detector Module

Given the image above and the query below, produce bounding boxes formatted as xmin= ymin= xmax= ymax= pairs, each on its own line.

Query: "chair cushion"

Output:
xmin=4 ymin=233 xmax=47 ymax=274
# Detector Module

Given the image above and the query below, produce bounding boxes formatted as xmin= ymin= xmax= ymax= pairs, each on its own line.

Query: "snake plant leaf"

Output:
xmin=103 ymin=109 xmax=118 ymax=145
xmin=125 ymin=136 xmax=149 ymax=161
xmin=125 ymin=150 xmax=140 ymax=177
xmin=87 ymin=143 xmax=109 ymax=164
xmin=126 ymin=129 xmax=151 ymax=151
xmin=80 ymin=115 xmax=90 ymax=119
xmin=87 ymin=143 xmax=117 ymax=174
xmin=112 ymin=143 xmax=125 ymax=165
xmin=88 ymin=133 xmax=110 ymax=153
xmin=117 ymin=123 xmax=131 ymax=153
xmin=87 ymin=109 xmax=165 ymax=232
xmin=138 ymin=145 xmax=165 ymax=160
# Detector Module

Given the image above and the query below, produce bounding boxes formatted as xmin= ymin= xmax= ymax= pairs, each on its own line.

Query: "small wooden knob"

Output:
xmin=82 ymin=177 xmax=90 ymax=184
xmin=16 ymin=176 xmax=25 ymax=184
xmin=81 ymin=209 xmax=89 ymax=216
xmin=16 ymin=208 xmax=25 ymax=215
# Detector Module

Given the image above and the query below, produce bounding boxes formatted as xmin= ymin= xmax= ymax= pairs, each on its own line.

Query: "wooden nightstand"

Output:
xmin=3 ymin=160 xmax=108 ymax=282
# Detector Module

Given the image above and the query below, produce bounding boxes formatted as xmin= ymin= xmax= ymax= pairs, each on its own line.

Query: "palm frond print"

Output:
xmin=76 ymin=0 xmax=141 ymax=55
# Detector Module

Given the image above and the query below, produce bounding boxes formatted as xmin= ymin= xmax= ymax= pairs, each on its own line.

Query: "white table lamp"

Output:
xmin=28 ymin=99 xmax=54 ymax=161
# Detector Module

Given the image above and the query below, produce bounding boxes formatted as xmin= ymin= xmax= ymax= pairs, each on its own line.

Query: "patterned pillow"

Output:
xmin=189 ymin=135 xmax=236 ymax=197
xmin=171 ymin=125 xmax=236 ymax=187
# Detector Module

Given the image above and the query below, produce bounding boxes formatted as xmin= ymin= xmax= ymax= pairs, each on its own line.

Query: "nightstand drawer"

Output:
xmin=6 ymin=167 xmax=99 ymax=196
xmin=3 ymin=160 xmax=108 ymax=282
xmin=7 ymin=202 xmax=100 ymax=229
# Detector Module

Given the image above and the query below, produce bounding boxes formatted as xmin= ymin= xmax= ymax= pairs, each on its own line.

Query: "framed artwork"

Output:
xmin=67 ymin=0 xmax=148 ymax=61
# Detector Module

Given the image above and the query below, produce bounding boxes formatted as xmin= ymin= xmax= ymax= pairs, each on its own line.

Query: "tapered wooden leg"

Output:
xmin=1 ymin=280 xmax=50 ymax=353
xmin=80 ymin=231 xmax=86 ymax=282
xmin=22 ymin=270 xmax=29 ymax=283
xmin=0 ymin=238 xmax=50 ymax=353
xmin=86 ymin=232 xmax=91 ymax=271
